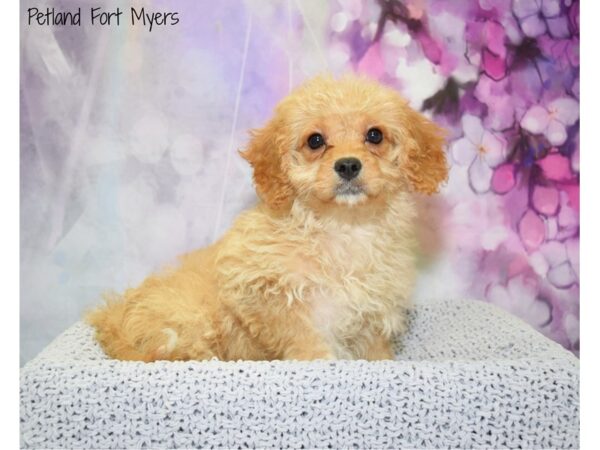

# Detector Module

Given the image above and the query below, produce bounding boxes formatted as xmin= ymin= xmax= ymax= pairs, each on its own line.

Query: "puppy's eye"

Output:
xmin=307 ymin=133 xmax=325 ymax=150
xmin=366 ymin=128 xmax=383 ymax=144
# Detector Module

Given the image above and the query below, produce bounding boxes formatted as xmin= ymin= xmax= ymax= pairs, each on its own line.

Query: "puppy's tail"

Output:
xmin=85 ymin=293 xmax=151 ymax=362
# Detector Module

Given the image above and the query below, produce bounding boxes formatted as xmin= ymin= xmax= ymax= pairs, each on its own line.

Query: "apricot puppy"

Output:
xmin=87 ymin=75 xmax=447 ymax=361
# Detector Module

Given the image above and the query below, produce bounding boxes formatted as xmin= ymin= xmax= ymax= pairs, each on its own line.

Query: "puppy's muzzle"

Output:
xmin=334 ymin=157 xmax=362 ymax=180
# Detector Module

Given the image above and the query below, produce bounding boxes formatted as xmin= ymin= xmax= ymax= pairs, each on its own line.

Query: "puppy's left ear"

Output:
xmin=239 ymin=118 xmax=296 ymax=211
xmin=403 ymin=108 xmax=448 ymax=195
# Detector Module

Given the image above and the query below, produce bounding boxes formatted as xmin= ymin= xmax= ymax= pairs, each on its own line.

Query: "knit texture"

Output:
xmin=20 ymin=298 xmax=579 ymax=449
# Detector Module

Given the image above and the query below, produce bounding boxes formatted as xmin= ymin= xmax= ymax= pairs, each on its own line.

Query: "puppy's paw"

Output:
xmin=155 ymin=328 xmax=179 ymax=357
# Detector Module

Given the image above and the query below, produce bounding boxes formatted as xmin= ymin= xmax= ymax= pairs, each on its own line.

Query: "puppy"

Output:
xmin=87 ymin=75 xmax=447 ymax=361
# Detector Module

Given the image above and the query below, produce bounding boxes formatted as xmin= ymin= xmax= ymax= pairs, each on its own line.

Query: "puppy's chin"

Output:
xmin=334 ymin=192 xmax=368 ymax=206
xmin=333 ymin=182 xmax=368 ymax=207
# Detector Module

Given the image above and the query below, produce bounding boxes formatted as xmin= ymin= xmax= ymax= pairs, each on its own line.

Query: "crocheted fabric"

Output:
xmin=20 ymin=299 xmax=579 ymax=449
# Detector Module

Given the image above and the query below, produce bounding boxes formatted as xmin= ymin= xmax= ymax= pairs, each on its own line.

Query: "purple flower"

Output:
xmin=451 ymin=115 xmax=508 ymax=193
xmin=538 ymin=35 xmax=579 ymax=69
xmin=530 ymin=239 xmax=579 ymax=288
xmin=513 ymin=0 xmax=571 ymax=38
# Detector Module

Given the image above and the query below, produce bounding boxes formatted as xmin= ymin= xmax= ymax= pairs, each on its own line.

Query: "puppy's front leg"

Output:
xmin=225 ymin=295 xmax=335 ymax=360
xmin=363 ymin=334 xmax=395 ymax=361
xmin=280 ymin=321 xmax=335 ymax=360
xmin=262 ymin=306 xmax=335 ymax=360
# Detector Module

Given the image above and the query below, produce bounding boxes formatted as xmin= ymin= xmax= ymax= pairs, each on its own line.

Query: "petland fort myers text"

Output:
xmin=27 ymin=7 xmax=179 ymax=32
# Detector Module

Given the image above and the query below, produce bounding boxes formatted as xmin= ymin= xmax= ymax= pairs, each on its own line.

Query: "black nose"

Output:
xmin=334 ymin=157 xmax=362 ymax=180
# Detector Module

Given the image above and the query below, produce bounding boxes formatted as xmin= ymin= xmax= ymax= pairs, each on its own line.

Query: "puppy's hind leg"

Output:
xmin=87 ymin=270 xmax=219 ymax=362
xmin=86 ymin=294 xmax=155 ymax=361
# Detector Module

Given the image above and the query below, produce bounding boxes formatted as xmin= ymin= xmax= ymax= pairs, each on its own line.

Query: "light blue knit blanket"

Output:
xmin=20 ymin=299 xmax=579 ymax=449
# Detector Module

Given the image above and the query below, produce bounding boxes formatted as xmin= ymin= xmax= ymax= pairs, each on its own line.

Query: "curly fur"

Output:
xmin=87 ymin=75 xmax=447 ymax=361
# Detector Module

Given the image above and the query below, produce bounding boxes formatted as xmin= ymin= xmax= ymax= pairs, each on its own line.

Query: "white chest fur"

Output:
xmin=288 ymin=195 xmax=417 ymax=358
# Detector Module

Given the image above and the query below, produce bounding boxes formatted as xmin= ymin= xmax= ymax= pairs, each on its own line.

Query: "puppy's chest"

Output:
xmin=296 ymin=224 xmax=410 ymax=351
xmin=311 ymin=223 xmax=405 ymax=291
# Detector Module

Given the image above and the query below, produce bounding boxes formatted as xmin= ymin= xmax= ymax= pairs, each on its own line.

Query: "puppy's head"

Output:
xmin=241 ymin=75 xmax=447 ymax=212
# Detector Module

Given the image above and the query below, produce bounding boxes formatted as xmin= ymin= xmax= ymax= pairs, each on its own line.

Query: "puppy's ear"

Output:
xmin=240 ymin=118 xmax=295 ymax=211
xmin=402 ymin=108 xmax=448 ymax=195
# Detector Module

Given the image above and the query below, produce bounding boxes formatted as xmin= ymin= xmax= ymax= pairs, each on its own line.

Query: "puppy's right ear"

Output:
xmin=239 ymin=118 xmax=295 ymax=211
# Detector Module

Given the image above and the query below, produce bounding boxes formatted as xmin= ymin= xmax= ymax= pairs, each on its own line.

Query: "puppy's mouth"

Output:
xmin=335 ymin=182 xmax=364 ymax=196
xmin=334 ymin=181 xmax=367 ymax=205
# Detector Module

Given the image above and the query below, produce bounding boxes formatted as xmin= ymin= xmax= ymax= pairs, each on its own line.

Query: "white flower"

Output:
xmin=450 ymin=115 xmax=507 ymax=193
xmin=520 ymin=97 xmax=579 ymax=146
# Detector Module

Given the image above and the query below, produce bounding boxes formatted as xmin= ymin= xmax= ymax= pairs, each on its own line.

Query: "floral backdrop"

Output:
xmin=21 ymin=0 xmax=579 ymax=364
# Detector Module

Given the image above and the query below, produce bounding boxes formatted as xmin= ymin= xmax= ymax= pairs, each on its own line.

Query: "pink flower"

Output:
xmin=491 ymin=163 xmax=517 ymax=194
xmin=467 ymin=20 xmax=508 ymax=80
xmin=518 ymin=209 xmax=546 ymax=251
xmin=520 ymin=97 xmax=579 ymax=146
xmin=474 ymin=75 xmax=516 ymax=130
xmin=532 ymin=185 xmax=559 ymax=216
xmin=416 ymin=29 xmax=443 ymax=65
xmin=561 ymin=183 xmax=579 ymax=212
xmin=481 ymin=21 xmax=507 ymax=80
xmin=537 ymin=151 xmax=572 ymax=181
xmin=450 ymin=115 xmax=507 ymax=193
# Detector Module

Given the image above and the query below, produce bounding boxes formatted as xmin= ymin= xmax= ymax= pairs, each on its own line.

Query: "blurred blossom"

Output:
xmin=169 ymin=134 xmax=205 ymax=177
xmin=563 ymin=313 xmax=579 ymax=348
xmin=486 ymin=274 xmax=551 ymax=328
xmin=129 ymin=111 xmax=170 ymax=165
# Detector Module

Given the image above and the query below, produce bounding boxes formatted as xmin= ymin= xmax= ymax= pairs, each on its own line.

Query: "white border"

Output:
xmin=1 ymin=0 xmax=20 ymax=447
xmin=580 ymin=1 xmax=597 ymax=449
xmin=9 ymin=1 xmax=590 ymax=448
